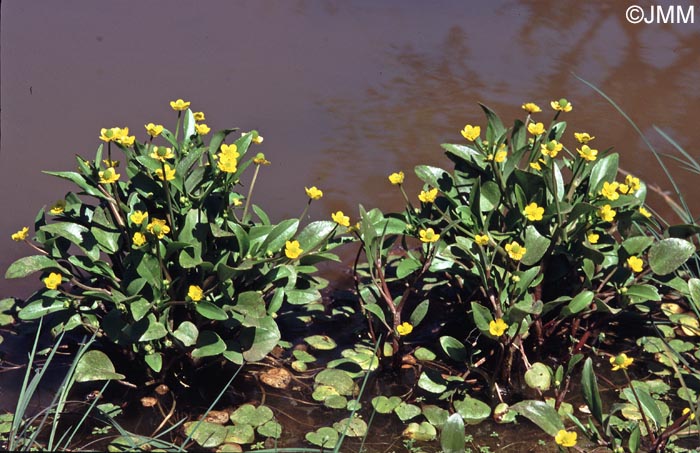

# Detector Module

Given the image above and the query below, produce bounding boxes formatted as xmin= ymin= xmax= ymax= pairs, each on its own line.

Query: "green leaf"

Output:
xmin=371 ymin=396 xmax=402 ymax=413
xmin=396 ymin=257 xmax=421 ymax=279
xmin=622 ymin=236 xmax=654 ymax=256
xmin=18 ymin=299 xmax=67 ymax=320
xmin=403 ymin=422 xmax=437 ymax=441
xmin=441 ymin=413 xmax=466 ymax=453
xmin=41 ymin=222 xmax=99 ymax=260
xmin=626 ymin=284 xmax=661 ymax=303
xmin=230 ymin=404 xmax=273 ymax=427
xmin=418 ymin=369 xmax=448 ymax=393
xmin=315 ymin=369 xmax=356 ymax=396
xmin=260 ymin=219 xmax=299 ymax=254
xmin=305 ymin=427 xmax=338 ymax=449
xmin=191 ymin=330 xmax=227 ymax=358
xmin=295 ymin=220 xmax=336 ymax=252
xmin=521 ymin=225 xmax=550 ymax=266
xmin=479 ymin=103 xmax=506 ymax=143
xmin=305 ymin=334 xmax=337 ymax=350
xmin=394 ymin=402 xmax=421 ymax=421
xmin=75 ymin=350 xmax=125 ymax=382
xmin=195 ymin=301 xmax=228 ymax=321
xmin=588 ymin=153 xmax=619 ymax=194
xmin=184 ymin=421 xmax=228 ymax=449
xmin=240 ymin=316 xmax=280 ymax=361
xmin=173 ymin=321 xmax=198 ymax=347
xmin=524 ymin=362 xmax=551 ymax=391
xmin=144 ymin=353 xmax=162 ymax=373
xmin=479 ymin=181 xmax=500 ymax=212
xmin=225 ymin=424 xmax=255 ymax=445
xmin=414 ymin=347 xmax=436 ymax=361
xmin=688 ymin=278 xmax=700 ymax=312
xmin=454 ymin=396 xmax=491 ymax=425
xmin=43 ymin=170 xmax=107 ymax=199
xmin=470 ymin=302 xmax=493 ymax=333
xmin=567 ymin=291 xmax=594 ymax=314
xmin=6 ymin=255 xmax=69 ymax=279
xmin=648 ymin=238 xmax=695 ymax=275
xmin=139 ymin=314 xmax=167 ymax=341
xmin=581 ymin=358 xmax=603 ymax=424
xmin=510 ymin=400 xmax=564 ymax=436
xmin=415 ymin=165 xmax=453 ymax=192
xmin=439 ymin=336 xmax=467 ymax=362
xmin=257 ymin=420 xmax=282 ymax=439
xmin=333 ymin=417 xmax=368 ymax=437
xmin=409 ymin=300 xmax=430 ymax=327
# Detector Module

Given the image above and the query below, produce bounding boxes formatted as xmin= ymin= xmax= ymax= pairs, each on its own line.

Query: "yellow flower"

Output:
xmin=419 ymin=228 xmax=440 ymax=243
xmin=132 ymin=232 xmax=146 ymax=247
xmin=388 ymin=171 xmax=405 ymax=185
xmin=682 ymin=407 xmax=696 ymax=421
xmin=155 ymin=164 xmax=176 ymax=181
xmin=460 ymin=124 xmax=480 ymax=141
xmin=285 ymin=240 xmax=303 ymax=259
xmin=99 ymin=127 xmax=125 ymax=142
xmin=527 ymin=122 xmax=545 ymax=136
xmin=587 ymin=232 xmax=600 ymax=244
xmin=577 ymin=145 xmax=598 ymax=161
xmin=147 ymin=218 xmax=170 ymax=239
xmin=523 ymin=202 xmax=544 ymax=221
xmin=195 ymin=123 xmax=211 ymax=135
xmin=50 ymin=200 xmax=66 ymax=215
xmin=44 ymin=272 xmax=63 ymax=290
xmin=418 ymin=188 xmax=438 ymax=203
xmin=397 ymin=322 xmax=413 ymax=336
xmin=332 ymin=211 xmax=350 ymax=227
xmin=220 ymin=143 xmax=240 ymax=159
xmin=627 ymin=256 xmax=644 ymax=273
xmin=600 ymin=181 xmax=620 ymax=201
xmin=305 ymin=186 xmax=323 ymax=200
xmin=193 ymin=111 xmax=205 ymax=121
xmin=232 ymin=198 xmax=243 ymax=207
xmin=529 ymin=162 xmax=542 ymax=171
xmin=625 ymin=174 xmax=641 ymax=193
xmin=554 ymin=430 xmax=577 ymax=447
xmin=252 ymin=134 xmax=264 ymax=144
xmin=639 ymin=206 xmax=652 ymax=218
xmin=550 ymin=98 xmax=573 ymax=112
xmin=489 ymin=318 xmax=508 ymax=337
xmin=99 ymin=167 xmax=120 ymax=184
xmin=540 ymin=140 xmax=563 ymax=158
xmin=610 ymin=353 xmax=634 ymax=371
xmin=145 ymin=123 xmax=164 ymax=137
xmin=169 ymin=99 xmax=190 ymax=111
xmin=574 ymin=132 xmax=595 ymax=144
xmin=597 ymin=204 xmax=616 ymax=222
xmin=217 ymin=158 xmax=238 ymax=173
xmin=11 ymin=226 xmax=29 ymax=242
xmin=130 ymin=210 xmax=148 ymax=225
xmin=150 ymin=146 xmax=175 ymax=162
xmin=102 ymin=159 xmax=120 ymax=168
xmin=188 ymin=285 xmax=203 ymax=302
xmin=505 ymin=241 xmax=526 ymax=261
xmin=116 ymin=134 xmax=135 ymax=147
xmin=474 ymin=234 xmax=489 ymax=246
xmin=253 ymin=153 xmax=271 ymax=165
xmin=493 ymin=149 xmax=508 ymax=163
xmin=521 ymin=102 xmax=541 ymax=113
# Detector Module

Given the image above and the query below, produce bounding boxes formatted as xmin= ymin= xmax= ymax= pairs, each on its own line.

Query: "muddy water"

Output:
xmin=1 ymin=0 xmax=699 ymax=447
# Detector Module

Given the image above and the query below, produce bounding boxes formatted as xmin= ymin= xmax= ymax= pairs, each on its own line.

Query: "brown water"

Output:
xmin=1 ymin=1 xmax=699 ymax=448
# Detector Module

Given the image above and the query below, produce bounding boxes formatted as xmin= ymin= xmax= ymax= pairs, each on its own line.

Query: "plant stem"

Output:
xmin=242 ymin=164 xmax=261 ymax=221
xmin=160 ymin=161 xmax=176 ymax=234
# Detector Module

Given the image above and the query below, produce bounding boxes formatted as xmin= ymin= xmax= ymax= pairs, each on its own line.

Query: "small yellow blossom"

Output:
xmin=597 ymin=204 xmax=616 ymax=222
xmin=554 ymin=430 xmax=577 ymax=447
xmin=188 ymin=285 xmax=203 ymax=302
xmin=195 ymin=123 xmax=211 ymax=135
xmin=252 ymin=134 xmax=264 ymax=144
xmin=529 ymin=162 xmax=542 ymax=171
xmin=220 ymin=143 xmax=239 ymax=159
xmin=132 ymin=232 xmax=146 ymax=247
xmin=99 ymin=167 xmax=120 ymax=184
xmin=527 ymin=122 xmax=545 ymax=136
xmin=461 ymin=124 xmax=480 ymax=141
xmin=232 ymin=198 xmax=243 ymax=207
xmin=150 ymin=146 xmax=175 ymax=162
xmin=388 ymin=171 xmax=405 ymax=185
xmin=147 ymin=218 xmax=170 ymax=239
xmin=521 ymin=102 xmax=541 ymax=113
xmin=682 ymin=407 xmax=696 ymax=421
xmin=600 ymin=181 xmax=620 ymax=201
xmin=285 ymin=240 xmax=303 ymax=259
xmin=505 ymin=241 xmax=526 ymax=261
xmin=551 ymin=98 xmax=573 ymax=112
xmin=397 ymin=322 xmax=413 ymax=336
xmin=610 ymin=353 xmax=633 ymax=371
xmin=130 ymin=210 xmax=148 ymax=225
xmin=50 ymin=200 xmax=66 ymax=215
xmin=625 ymin=174 xmax=641 ymax=193
xmin=639 ymin=206 xmax=652 ymax=218
xmin=253 ymin=153 xmax=271 ymax=165
xmin=217 ymin=158 xmax=237 ymax=173
xmin=524 ymin=202 xmax=544 ymax=221
xmin=193 ymin=112 xmax=205 ymax=121
xmin=627 ymin=256 xmax=644 ymax=273
xmin=419 ymin=228 xmax=440 ymax=243
xmin=332 ymin=211 xmax=351 ymax=227
xmin=574 ymin=132 xmax=595 ymax=144
xmin=489 ymin=318 xmax=508 ymax=337
xmin=587 ymin=232 xmax=600 ymax=244
xmin=155 ymin=164 xmax=176 ymax=181
xmin=305 ymin=186 xmax=323 ymax=200
xmin=170 ymin=99 xmax=190 ymax=111
xmin=44 ymin=272 xmax=63 ymax=290
xmin=99 ymin=127 xmax=126 ymax=143
xmin=474 ymin=234 xmax=489 ymax=246
xmin=577 ymin=145 xmax=598 ymax=161
xmin=418 ymin=187 xmax=438 ymax=203
xmin=540 ymin=140 xmax=563 ymax=158
xmin=11 ymin=226 xmax=29 ymax=242
xmin=102 ymin=159 xmax=120 ymax=168
xmin=493 ymin=149 xmax=508 ymax=163
xmin=116 ymin=134 xmax=135 ymax=147
xmin=145 ymin=123 xmax=164 ymax=137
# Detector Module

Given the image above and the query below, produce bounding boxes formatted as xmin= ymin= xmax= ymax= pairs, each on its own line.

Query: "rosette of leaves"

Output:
xmin=6 ymin=107 xmax=344 ymax=382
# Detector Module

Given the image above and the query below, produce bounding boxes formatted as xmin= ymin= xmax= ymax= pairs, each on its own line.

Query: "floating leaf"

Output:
xmin=414 ymin=347 xmax=437 ymax=361
xmin=439 ymin=336 xmax=467 ymax=362
xmin=230 ymin=404 xmax=273 ymax=427
xmin=305 ymin=427 xmax=338 ymax=448
xmin=173 ymin=321 xmax=198 ymax=347
xmin=524 ymin=362 xmax=551 ymax=391
xmin=423 ymin=405 xmax=450 ymax=428
xmin=402 ymin=422 xmax=437 ymax=441
xmin=257 ymin=420 xmax=282 ymax=439
xmin=394 ymin=402 xmax=421 ymax=421
xmin=454 ymin=396 xmax=490 ymax=425
xmin=333 ymin=417 xmax=368 ymax=437
xmin=510 ymin=400 xmax=564 ymax=436
xmin=314 ymin=369 xmax=355 ymax=396
xmin=225 ymin=424 xmax=255 ymax=445
xmin=75 ymin=350 xmax=125 ymax=382
xmin=372 ymin=395 xmax=402 ymax=413
xmin=418 ymin=370 xmax=448 ymax=393
xmin=305 ymin=334 xmax=337 ymax=350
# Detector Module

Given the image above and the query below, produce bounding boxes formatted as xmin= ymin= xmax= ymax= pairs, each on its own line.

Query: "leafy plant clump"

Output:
xmin=5 ymin=100 xmax=345 ymax=385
